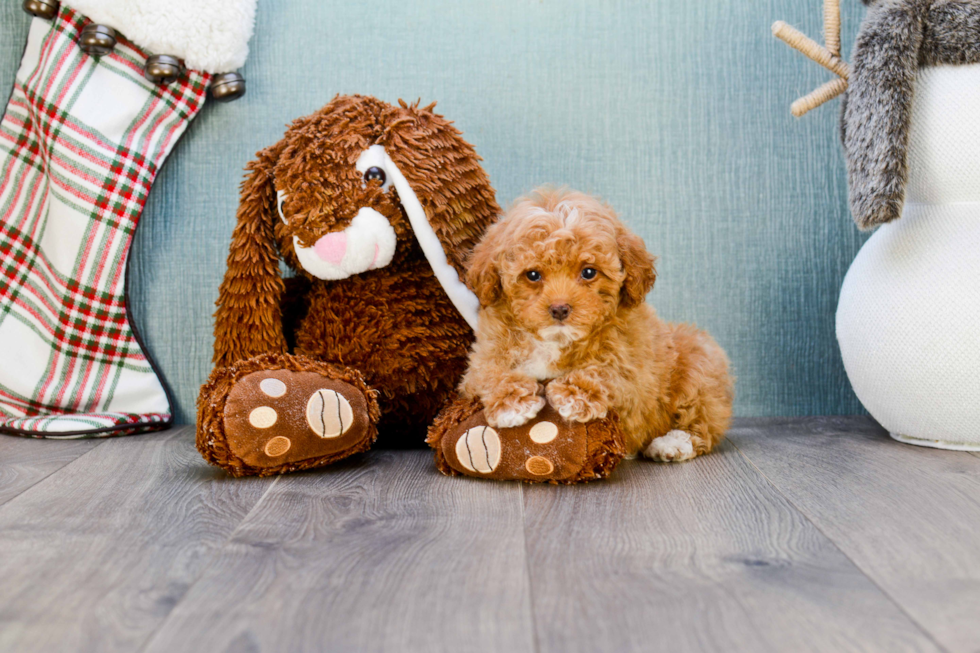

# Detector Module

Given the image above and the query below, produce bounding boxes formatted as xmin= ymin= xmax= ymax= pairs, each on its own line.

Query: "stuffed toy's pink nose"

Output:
xmin=313 ymin=232 xmax=347 ymax=265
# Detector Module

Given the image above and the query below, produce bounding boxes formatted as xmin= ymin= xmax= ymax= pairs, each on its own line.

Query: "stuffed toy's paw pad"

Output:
xmin=429 ymin=397 xmax=627 ymax=484
xmin=446 ymin=406 xmax=583 ymax=480
xmin=223 ymin=370 xmax=371 ymax=469
xmin=197 ymin=354 xmax=379 ymax=477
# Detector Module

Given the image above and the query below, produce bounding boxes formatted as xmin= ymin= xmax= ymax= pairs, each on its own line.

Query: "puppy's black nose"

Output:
xmin=549 ymin=303 xmax=572 ymax=321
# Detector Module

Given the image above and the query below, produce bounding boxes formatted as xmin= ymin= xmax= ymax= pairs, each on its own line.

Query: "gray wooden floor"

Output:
xmin=1 ymin=418 xmax=978 ymax=653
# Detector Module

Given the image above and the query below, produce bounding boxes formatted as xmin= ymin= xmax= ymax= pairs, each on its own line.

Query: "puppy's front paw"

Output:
xmin=484 ymin=380 xmax=546 ymax=428
xmin=644 ymin=430 xmax=697 ymax=462
xmin=546 ymin=377 xmax=608 ymax=423
xmin=485 ymin=395 xmax=546 ymax=428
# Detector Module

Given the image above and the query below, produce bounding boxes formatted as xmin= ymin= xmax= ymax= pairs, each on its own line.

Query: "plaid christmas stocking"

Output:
xmin=0 ymin=4 xmax=250 ymax=437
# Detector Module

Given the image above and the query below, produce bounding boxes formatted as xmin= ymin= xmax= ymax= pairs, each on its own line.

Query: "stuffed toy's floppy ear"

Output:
xmin=380 ymin=101 xmax=501 ymax=328
xmin=212 ymin=142 xmax=288 ymax=367
xmin=617 ymin=227 xmax=656 ymax=309
xmin=842 ymin=0 xmax=923 ymax=229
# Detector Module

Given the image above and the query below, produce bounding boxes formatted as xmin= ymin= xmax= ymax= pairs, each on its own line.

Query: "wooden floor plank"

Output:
xmin=0 ymin=435 xmax=102 ymax=507
xmin=730 ymin=417 xmax=980 ymax=653
xmin=522 ymin=440 xmax=940 ymax=653
xmin=142 ymin=450 xmax=534 ymax=653
xmin=0 ymin=427 xmax=272 ymax=653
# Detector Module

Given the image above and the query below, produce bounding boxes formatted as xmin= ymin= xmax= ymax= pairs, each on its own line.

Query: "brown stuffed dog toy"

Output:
xmin=197 ymin=95 xmax=500 ymax=476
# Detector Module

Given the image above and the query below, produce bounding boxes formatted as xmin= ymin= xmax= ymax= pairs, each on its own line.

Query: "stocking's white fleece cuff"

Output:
xmin=62 ymin=0 xmax=257 ymax=73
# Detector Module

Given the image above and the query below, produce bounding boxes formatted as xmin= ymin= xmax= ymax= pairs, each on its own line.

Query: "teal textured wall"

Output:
xmin=0 ymin=1 xmax=870 ymax=423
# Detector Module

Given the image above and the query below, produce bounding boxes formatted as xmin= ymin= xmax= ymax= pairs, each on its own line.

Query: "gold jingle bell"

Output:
xmin=22 ymin=0 xmax=59 ymax=20
xmin=144 ymin=54 xmax=183 ymax=85
xmin=210 ymin=72 xmax=246 ymax=102
xmin=79 ymin=24 xmax=118 ymax=57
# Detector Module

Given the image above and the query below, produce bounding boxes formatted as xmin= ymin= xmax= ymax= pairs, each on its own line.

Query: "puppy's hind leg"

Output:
xmin=644 ymin=323 xmax=734 ymax=462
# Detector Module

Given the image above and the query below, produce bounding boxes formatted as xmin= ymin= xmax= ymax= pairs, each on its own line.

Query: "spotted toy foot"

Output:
xmin=197 ymin=353 xmax=380 ymax=477
xmin=428 ymin=396 xmax=627 ymax=484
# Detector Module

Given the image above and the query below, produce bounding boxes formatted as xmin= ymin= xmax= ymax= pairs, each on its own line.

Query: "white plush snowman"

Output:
xmin=777 ymin=0 xmax=980 ymax=449
xmin=838 ymin=63 xmax=980 ymax=450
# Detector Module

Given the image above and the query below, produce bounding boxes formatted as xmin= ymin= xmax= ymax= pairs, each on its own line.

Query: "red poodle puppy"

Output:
xmin=460 ymin=187 xmax=733 ymax=461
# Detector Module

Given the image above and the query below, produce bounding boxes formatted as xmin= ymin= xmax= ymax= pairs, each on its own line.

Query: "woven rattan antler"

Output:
xmin=772 ymin=0 xmax=850 ymax=117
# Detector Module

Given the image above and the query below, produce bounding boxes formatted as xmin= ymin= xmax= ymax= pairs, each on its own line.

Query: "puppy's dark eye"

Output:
xmin=581 ymin=267 xmax=598 ymax=280
xmin=364 ymin=167 xmax=386 ymax=185
xmin=525 ymin=270 xmax=542 ymax=282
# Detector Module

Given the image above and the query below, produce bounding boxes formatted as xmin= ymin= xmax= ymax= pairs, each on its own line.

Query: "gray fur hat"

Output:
xmin=843 ymin=0 xmax=980 ymax=229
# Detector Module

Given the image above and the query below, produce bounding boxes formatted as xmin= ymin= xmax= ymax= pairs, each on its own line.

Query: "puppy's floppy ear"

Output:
xmin=465 ymin=220 xmax=505 ymax=307
xmin=617 ymin=227 xmax=656 ymax=309
xmin=212 ymin=140 xmax=288 ymax=367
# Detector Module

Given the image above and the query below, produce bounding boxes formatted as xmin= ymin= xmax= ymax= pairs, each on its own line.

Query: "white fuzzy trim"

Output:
xmin=383 ymin=150 xmax=481 ymax=330
xmin=63 ymin=0 xmax=256 ymax=73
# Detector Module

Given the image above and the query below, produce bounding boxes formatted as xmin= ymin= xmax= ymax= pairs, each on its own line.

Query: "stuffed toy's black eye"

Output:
xmin=526 ymin=270 xmax=542 ymax=282
xmin=364 ymin=167 xmax=386 ymax=185
xmin=581 ymin=267 xmax=597 ymax=280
